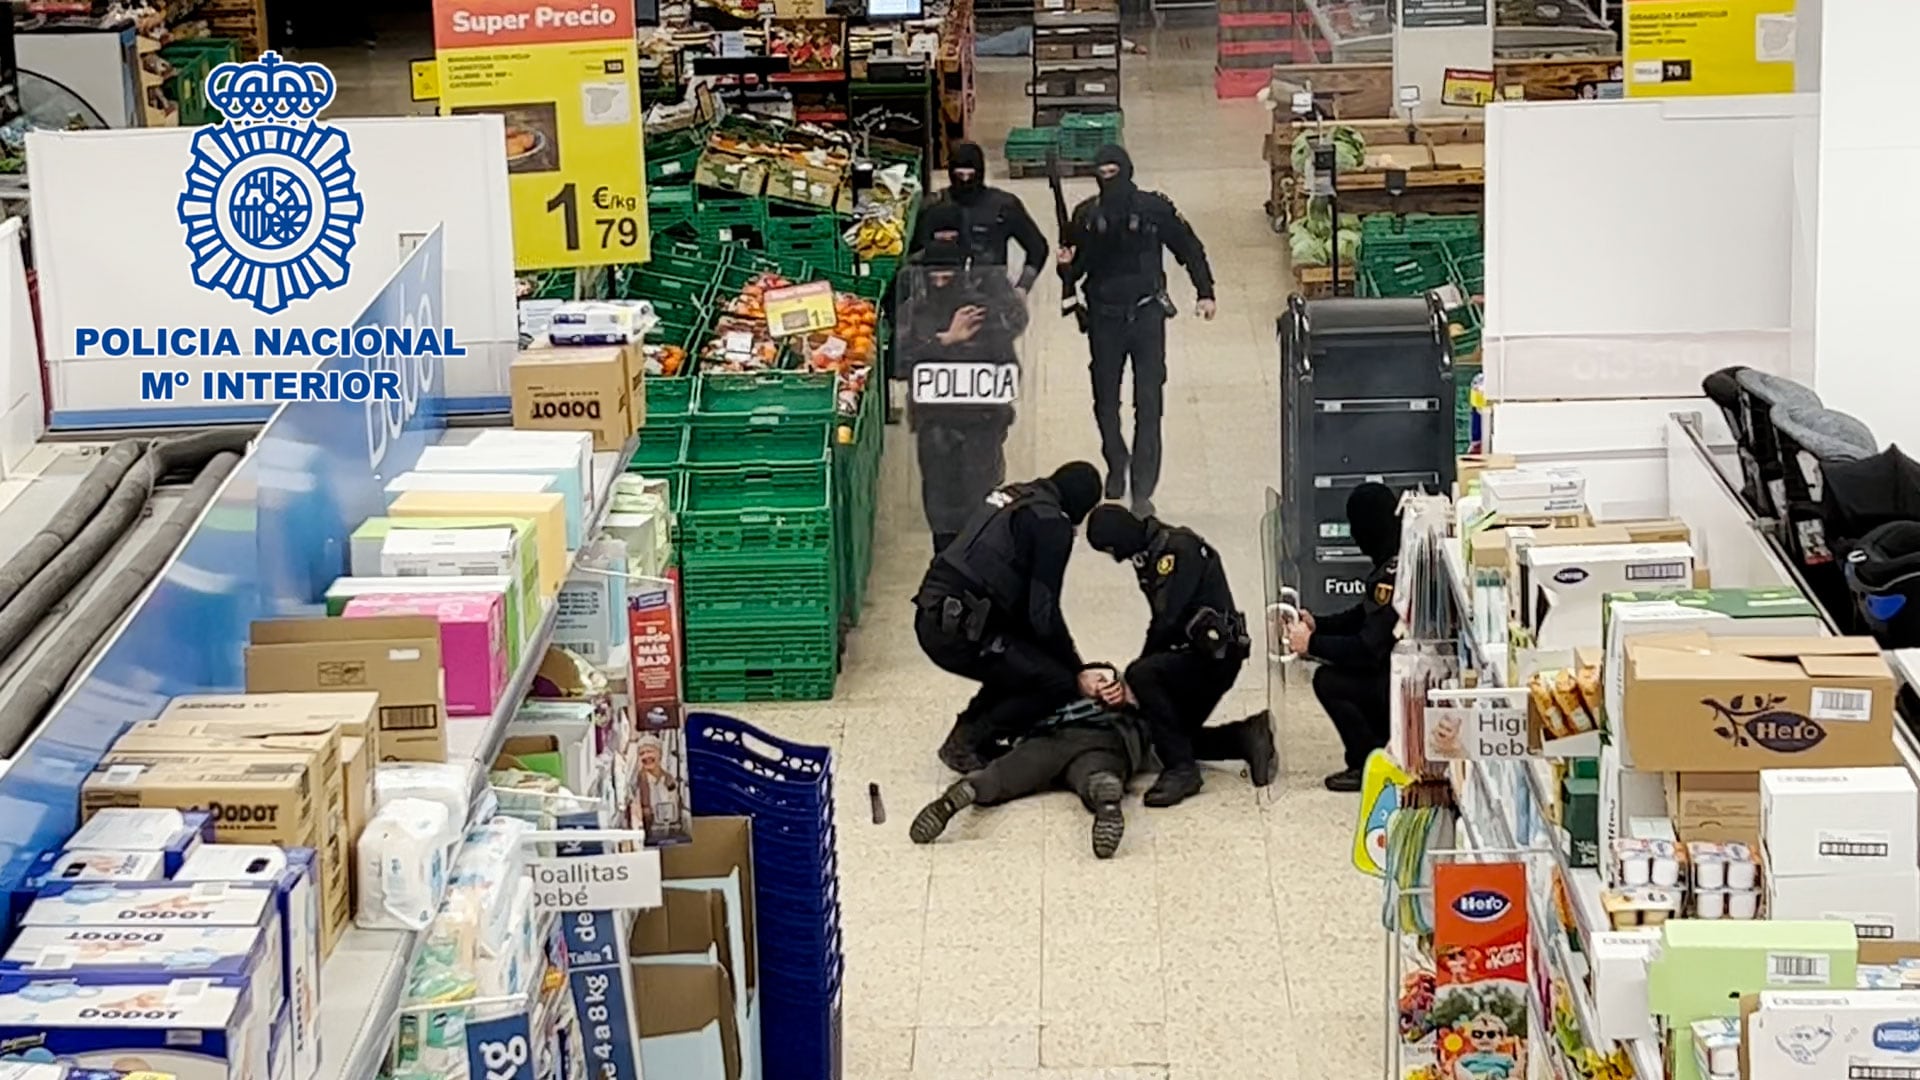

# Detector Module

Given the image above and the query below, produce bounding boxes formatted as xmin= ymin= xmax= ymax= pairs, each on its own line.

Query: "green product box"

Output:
xmin=1649 ymin=920 xmax=1858 ymax=1080
xmin=347 ymin=516 xmax=542 ymax=655
xmin=1561 ymin=775 xmax=1599 ymax=869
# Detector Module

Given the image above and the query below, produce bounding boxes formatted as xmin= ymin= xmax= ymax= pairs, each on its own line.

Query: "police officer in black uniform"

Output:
xmin=914 ymin=461 xmax=1108 ymax=773
xmin=1292 ymin=482 xmax=1403 ymax=793
xmin=1085 ymin=504 xmax=1278 ymax=806
xmin=899 ymin=237 xmax=1030 ymax=553
xmin=1060 ymin=144 xmax=1216 ymax=516
xmin=911 ymin=141 xmax=1050 ymax=294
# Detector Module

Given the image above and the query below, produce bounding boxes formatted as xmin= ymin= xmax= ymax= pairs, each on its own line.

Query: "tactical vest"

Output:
xmin=938 ymin=482 xmax=1061 ymax=612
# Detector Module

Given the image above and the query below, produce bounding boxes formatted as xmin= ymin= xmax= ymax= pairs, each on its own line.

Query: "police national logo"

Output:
xmin=177 ymin=52 xmax=364 ymax=314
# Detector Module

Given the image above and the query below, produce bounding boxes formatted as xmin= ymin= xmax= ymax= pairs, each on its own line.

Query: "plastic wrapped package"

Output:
xmin=433 ymin=818 xmax=536 ymax=987
xmin=357 ymin=798 xmax=456 ymax=931
xmin=393 ymin=936 xmax=479 ymax=1080
xmin=374 ymin=763 xmax=473 ymax=825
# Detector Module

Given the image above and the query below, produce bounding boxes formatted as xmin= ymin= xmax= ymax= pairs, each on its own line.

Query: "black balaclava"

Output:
xmin=1094 ymin=144 xmax=1134 ymax=209
xmin=1085 ymin=504 xmax=1150 ymax=560
xmin=1047 ymin=461 xmax=1104 ymax=526
xmin=1346 ymin=482 xmax=1401 ymax=566
xmin=947 ymin=141 xmax=987 ymax=203
xmin=919 ymin=202 xmax=966 ymax=247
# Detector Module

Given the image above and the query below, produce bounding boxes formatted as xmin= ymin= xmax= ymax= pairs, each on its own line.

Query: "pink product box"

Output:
xmin=342 ymin=592 xmax=507 ymax=716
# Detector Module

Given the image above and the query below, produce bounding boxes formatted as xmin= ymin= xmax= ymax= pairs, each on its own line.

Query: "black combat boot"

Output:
xmin=1085 ymin=770 xmax=1126 ymax=859
xmin=909 ymin=780 xmax=977 ymax=844
xmin=937 ymin=723 xmax=986 ymax=774
xmin=1144 ymin=763 xmax=1203 ymax=807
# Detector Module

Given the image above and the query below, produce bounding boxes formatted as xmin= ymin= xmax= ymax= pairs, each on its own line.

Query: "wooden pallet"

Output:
xmin=1006 ymin=159 xmax=1099 ymax=179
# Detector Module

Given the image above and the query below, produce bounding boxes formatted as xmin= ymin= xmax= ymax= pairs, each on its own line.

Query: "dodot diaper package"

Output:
xmin=64 ymin=809 xmax=214 ymax=875
xmin=0 ymin=974 xmax=266 ymax=1080
xmin=173 ymin=848 xmax=319 ymax=1080
xmin=0 ymin=924 xmax=277 ymax=1079
xmin=12 ymin=852 xmax=169 ymax=919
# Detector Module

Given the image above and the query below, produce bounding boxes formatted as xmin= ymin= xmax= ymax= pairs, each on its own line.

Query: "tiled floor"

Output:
xmin=723 ymin=35 xmax=1386 ymax=1080
xmin=320 ymin=24 xmax=1387 ymax=1077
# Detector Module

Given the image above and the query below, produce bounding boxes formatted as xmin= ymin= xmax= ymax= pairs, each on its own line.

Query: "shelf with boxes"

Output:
xmin=1029 ymin=9 xmax=1120 ymax=127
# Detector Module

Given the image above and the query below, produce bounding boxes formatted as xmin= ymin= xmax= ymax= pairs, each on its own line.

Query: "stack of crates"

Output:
xmin=1057 ymin=112 xmax=1124 ymax=165
xmin=805 ymin=267 xmax=888 ymax=625
xmin=679 ymin=371 xmax=841 ymax=703
xmin=766 ymin=207 xmax=848 ymax=274
xmin=1004 ymin=127 xmax=1058 ymax=177
xmin=1354 ymin=213 xmax=1483 ymax=452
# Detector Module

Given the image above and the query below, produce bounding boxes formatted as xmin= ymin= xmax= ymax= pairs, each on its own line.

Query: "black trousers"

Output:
xmin=1314 ymin=664 xmax=1390 ymax=771
xmin=916 ymin=607 xmax=1082 ymax=756
xmin=969 ymin=726 xmax=1132 ymax=812
xmin=1124 ymin=649 xmax=1243 ymax=770
xmin=918 ymin=417 xmax=1011 ymax=550
xmin=1088 ymin=306 xmax=1168 ymax=499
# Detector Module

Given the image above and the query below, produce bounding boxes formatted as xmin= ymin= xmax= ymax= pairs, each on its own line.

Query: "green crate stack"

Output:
xmin=1058 ymin=112 xmax=1124 ymax=164
xmin=1356 ymin=237 xmax=1452 ymax=298
xmin=1360 ymin=213 xmax=1481 ymax=245
xmin=615 ymin=255 xmax=723 ymax=420
xmin=694 ymin=192 xmax=769 ymax=247
xmin=1454 ymin=362 xmax=1480 ymax=455
xmin=648 ymin=185 xmax=696 ymax=235
xmin=645 ymin=128 xmax=705 ymax=186
xmin=677 ymin=405 xmax=840 ymax=703
xmin=765 ymin=208 xmax=849 ymax=274
xmin=1006 ymin=127 xmax=1058 ymax=169
xmin=832 ymin=366 xmax=884 ymax=625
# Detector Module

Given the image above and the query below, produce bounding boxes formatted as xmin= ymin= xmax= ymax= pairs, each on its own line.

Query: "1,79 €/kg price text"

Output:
xmin=546 ymin=183 xmax=640 ymax=252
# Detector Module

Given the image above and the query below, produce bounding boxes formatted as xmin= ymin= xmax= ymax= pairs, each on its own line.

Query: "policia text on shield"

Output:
xmin=898 ymin=241 xmax=1031 ymax=553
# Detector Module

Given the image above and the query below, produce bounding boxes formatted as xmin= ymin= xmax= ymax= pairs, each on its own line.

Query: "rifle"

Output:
xmin=1046 ymin=148 xmax=1089 ymax=333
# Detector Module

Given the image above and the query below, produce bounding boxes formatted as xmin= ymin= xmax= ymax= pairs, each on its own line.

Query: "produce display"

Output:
xmin=1288 ymin=201 xmax=1360 ymax=267
xmin=1291 ymin=125 xmax=1366 ymax=175
xmin=642 ymin=341 xmax=690 ymax=377
xmin=701 ymin=271 xmax=880 ymax=415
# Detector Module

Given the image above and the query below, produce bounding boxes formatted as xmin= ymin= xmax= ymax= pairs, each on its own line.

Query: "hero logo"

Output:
xmin=1875 ymin=1021 xmax=1920 ymax=1052
xmin=1552 ymin=567 xmax=1589 ymax=585
xmin=1706 ymin=694 xmax=1827 ymax=754
xmin=1451 ymin=889 xmax=1512 ymax=922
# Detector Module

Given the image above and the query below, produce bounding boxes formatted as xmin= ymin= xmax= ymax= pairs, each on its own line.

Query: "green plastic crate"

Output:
xmin=646 ymin=145 xmax=702 ymax=185
xmin=1361 ymin=213 xmax=1480 ymax=243
xmin=627 ymin=425 xmax=688 ymax=472
xmin=765 ymin=211 xmax=841 ymax=247
xmin=684 ymin=662 xmax=837 ymax=703
xmin=1358 ymin=239 xmax=1451 ymax=297
xmin=678 ymin=465 xmax=833 ymax=556
xmin=693 ymin=373 xmax=836 ymax=426
xmin=1005 ymin=127 xmax=1059 ymax=163
xmin=804 ymin=265 xmax=887 ymax=303
xmin=694 ymin=195 xmax=768 ymax=245
xmin=684 ymin=420 xmax=831 ymax=471
xmin=652 ymin=230 xmax=730 ymax=263
xmin=684 ymin=622 xmax=839 ymax=667
xmin=617 ymin=269 xmax=711 ymax=306
xmin=1058 ymin=112 xmax=1124 ymax=163
xmin=1450 ymin=250 xmax=1485 ymax=298
xmin=682 ymin=555 xmax=837 ymax=627
xmin=641 ymin=250 xmax=723 ymax=286
xmin=773 ymin=238 xmax=849 ymax=273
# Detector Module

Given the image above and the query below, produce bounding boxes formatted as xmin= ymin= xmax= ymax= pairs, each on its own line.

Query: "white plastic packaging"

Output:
xmin=356 ymin=799 xmax=455 ymax=932
xmin=373 ymin=763 xmax=472 ymax=826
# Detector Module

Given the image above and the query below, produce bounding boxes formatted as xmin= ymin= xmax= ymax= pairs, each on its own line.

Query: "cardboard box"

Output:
xmin=661 ymin=817 xmax=758 ymax=1079
xmin=1073 ymin=73 xmax=1114 ymax=96
xmin=244 ymin=618 xmax=449 ymax=763
xmin=111 ymin=721 xmax=349 ymax=952
xmin=692 ymin=149 xmax=768 ymax=197
xmin=1620 ymin=633 xmax=1900 ymax=772
xmin=148 ymin=701 xmax=372 ymax=843
xmin=1649 ymin=919 xmax=1859 ymax=1080
xmin=510 ymin=344 xmax=635 ymax=452
xmin=766 ymin=159 xmax=840 ymax=211
xmin=1766 ymin=867 xmax=1920 ymax=942
xmin=386 ymin=490 xmax=569 ymax=596
xmin=634 ymin=962 xmax=741 ymax=1080
xmin=1603 ymin=588 xmax=1826 ymax=754
xmin=81 ymin=753 xmax=320 ymax=854
xmin=1761 ymin=767 xmax=1919 ymax=877
xmin=1590 ymin=929 xmax=1662 ymax=1041
xmin=1518 ymin=541 xmax=1695 ymax=651
xmin=347 ymin=517 xmax=537 ymax=656
xmin=379 ymin=527 xmax=519 ymax=579
xmin=1664 ymin=772 xmax=1760 ymax=847
xmin=384 ymin=471 xmax=556 ymax=503
xmin=344 ymin=592 xmax=508 ymax=718
xmin=1750 ymin=989 xmax=1920 ymax=1079
xmin=470 ymin=429 xmax=596 ymax=510
xmin=413 ymin=444 xmax=586 ymax=548
xmin=1035 ymin=42 xmax=1075 ymax=60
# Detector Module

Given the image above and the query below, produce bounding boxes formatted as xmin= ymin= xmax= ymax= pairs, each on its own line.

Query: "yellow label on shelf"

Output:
xmin=1442 ymin=67 xmax=1495 ymax=108
xmin=409 ymin=58 xmax=441 ymax=101
xmin=762 ymin=280 xmax=837 ymax=337
xmin=431 ymin=0 xmax=650 ymax=270
xmin=1623 ymin=0 xmax=1796 ymax=98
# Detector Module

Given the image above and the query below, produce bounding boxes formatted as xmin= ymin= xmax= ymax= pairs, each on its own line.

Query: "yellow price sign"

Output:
xmin=1441 ymin=67 xmax=1495 ymax=108
xmin=762 ymin=281 xmax=837 ymax=338
xmin=409 ymin=58 xmax=441 ymax=101
xmin=1623 ymin=0 xmax=1796 ymax=98
xmin=432 ymin=0 xmax=650 ymax=270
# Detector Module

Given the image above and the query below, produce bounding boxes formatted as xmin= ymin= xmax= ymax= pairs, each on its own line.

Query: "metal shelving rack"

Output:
xmin=1030 ymin=9 xmax=1121 ymax=129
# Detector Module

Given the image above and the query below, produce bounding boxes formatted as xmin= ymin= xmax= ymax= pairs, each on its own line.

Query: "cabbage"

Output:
xmin=1290 ymin=126 xmax=1367 ymax=175
xmin=1289 ymin=203 xmax=1363 ymax=267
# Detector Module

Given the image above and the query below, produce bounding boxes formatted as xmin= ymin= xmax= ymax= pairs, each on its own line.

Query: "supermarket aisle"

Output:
xmin=732 ymin=34 xmax=1389 ymax=1080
